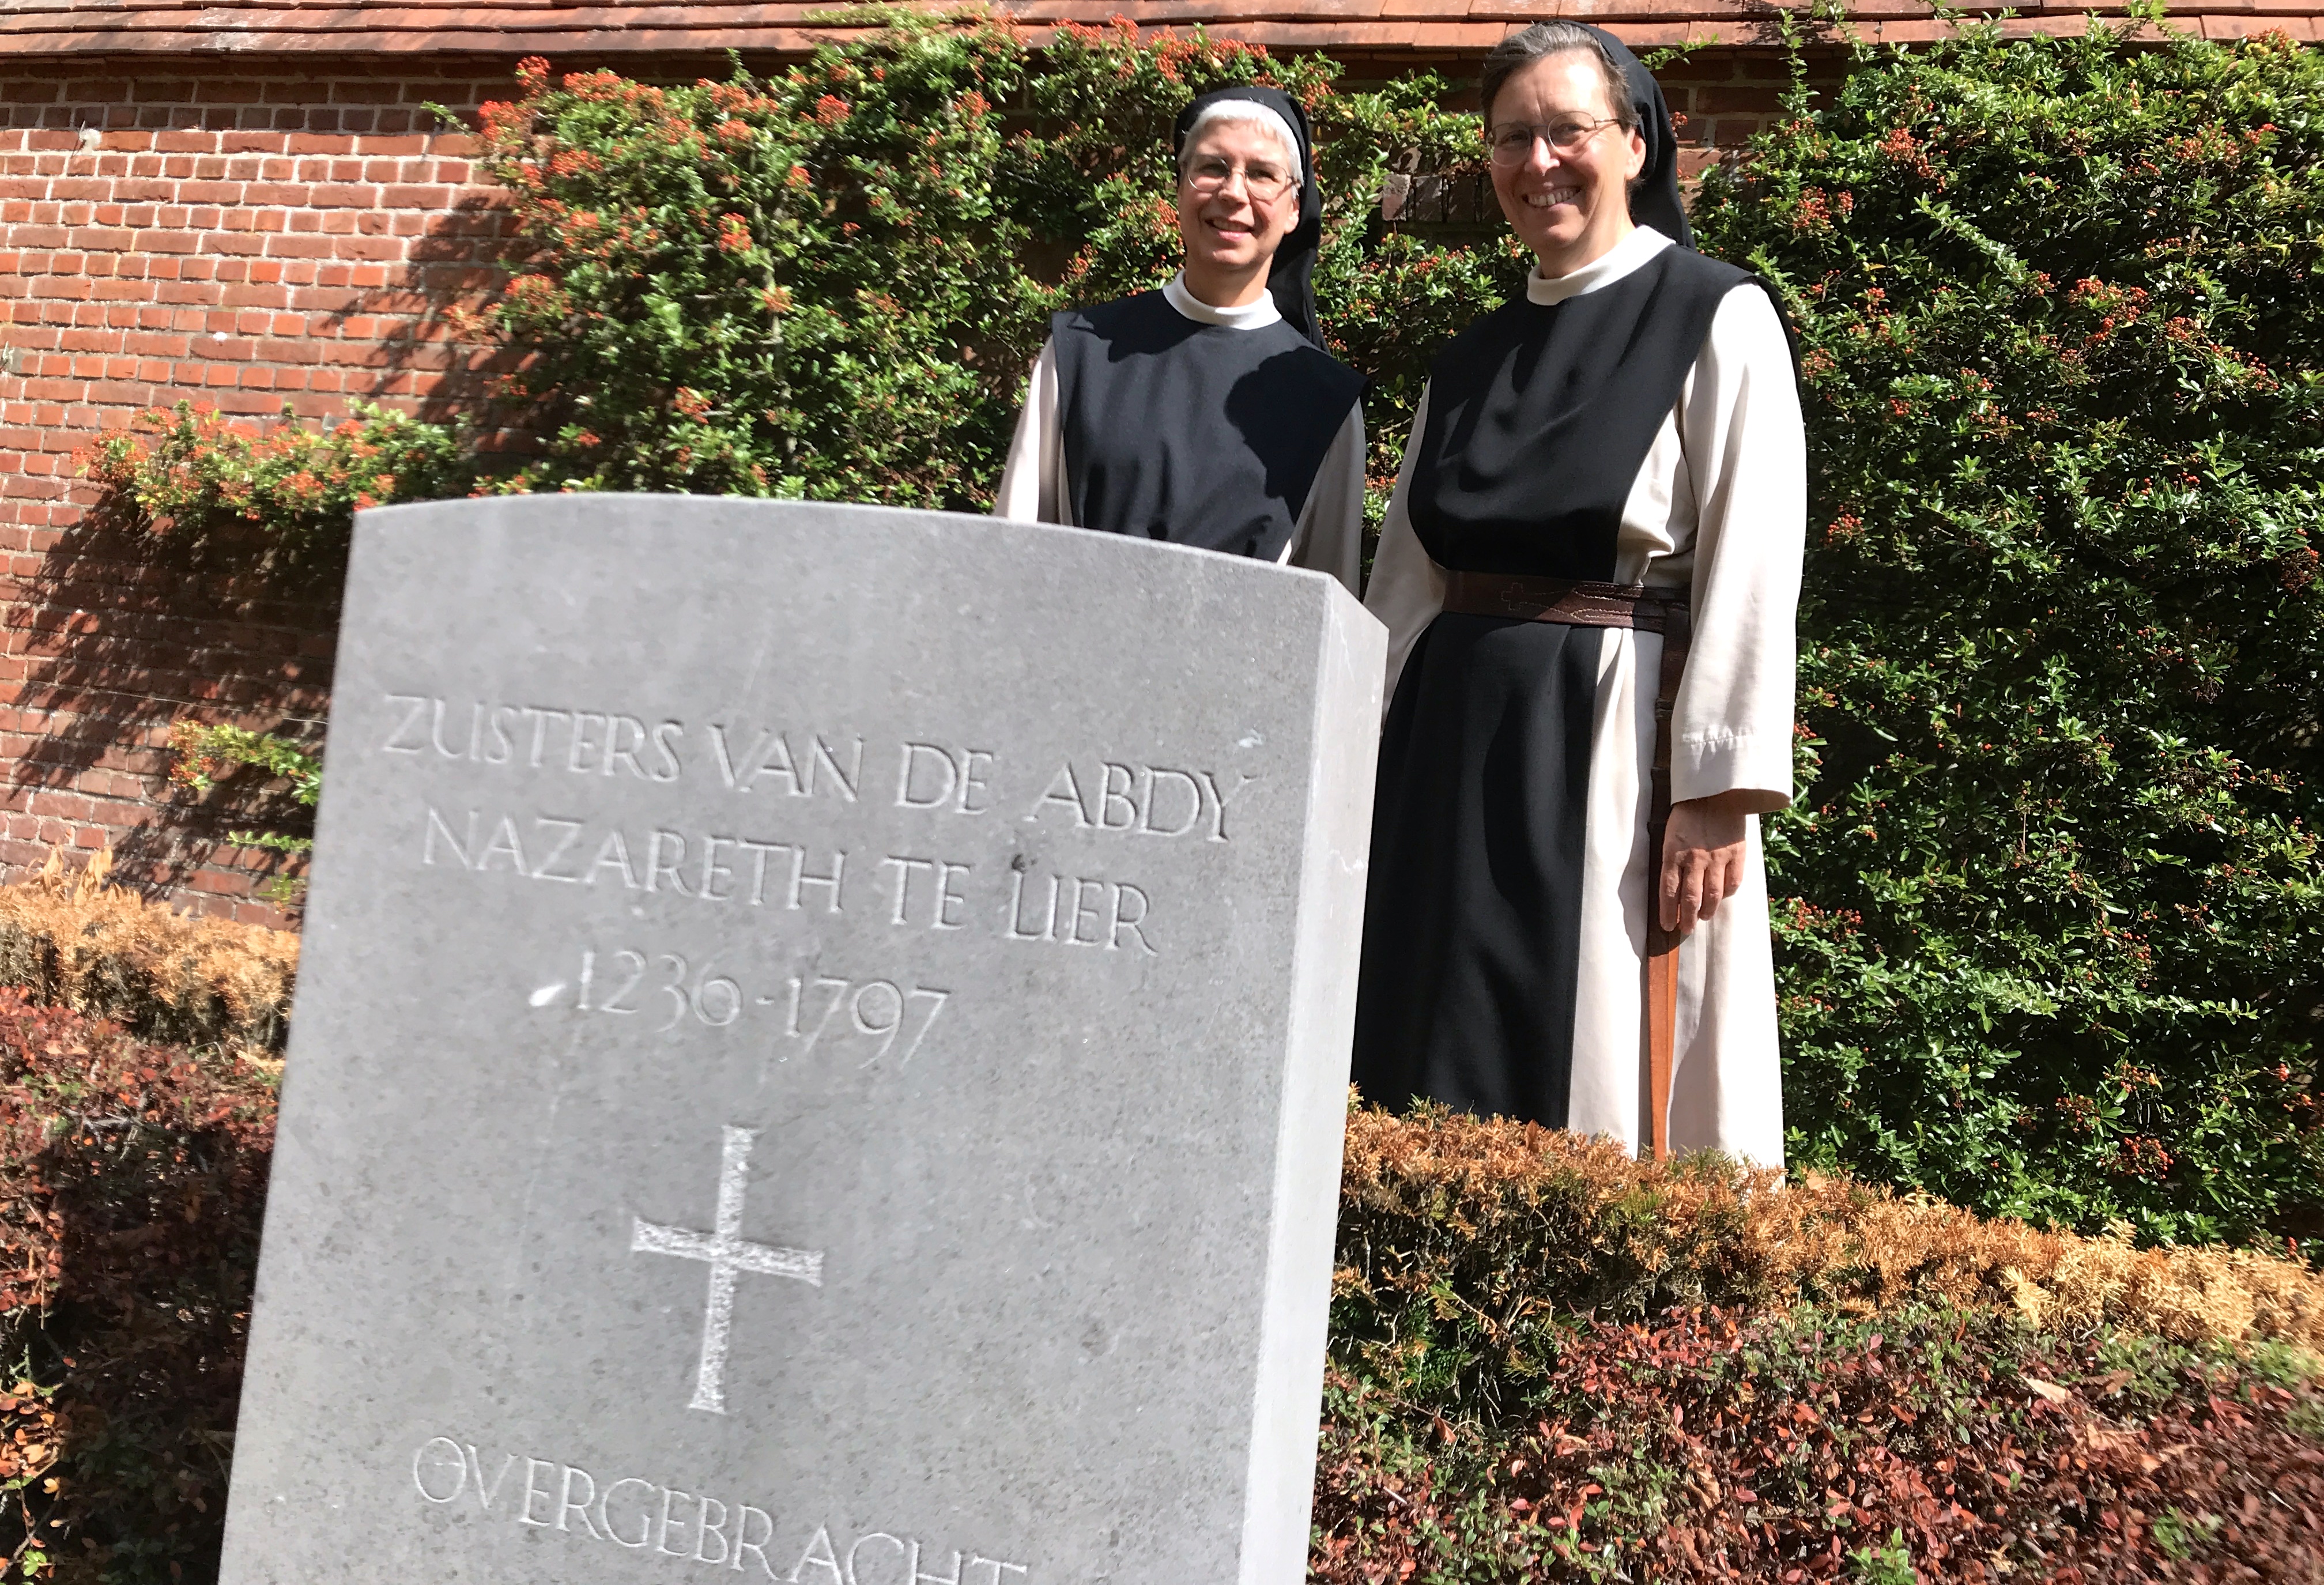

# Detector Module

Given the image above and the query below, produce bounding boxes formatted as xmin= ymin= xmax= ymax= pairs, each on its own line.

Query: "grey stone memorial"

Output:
xmin=217 ymin=496 xmax=1385 ymax=1585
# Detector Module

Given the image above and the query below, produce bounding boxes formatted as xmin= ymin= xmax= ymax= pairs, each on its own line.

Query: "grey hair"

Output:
xmin=1479 ymin=21 xmax=1638 ymax=130
xmin=1175 ymin=100 xmax=1304 ymax=187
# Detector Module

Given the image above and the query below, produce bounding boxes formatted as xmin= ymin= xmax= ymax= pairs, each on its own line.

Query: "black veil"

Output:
xmin=1572 ymin=24 xmax=1694 ymax=248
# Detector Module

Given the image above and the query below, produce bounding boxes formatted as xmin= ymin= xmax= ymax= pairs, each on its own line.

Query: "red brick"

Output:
xmin=1696 ymin=85 xmax=1785 ymax=112
xmin=263 ymin=233 xmax=337 ymax=261
xmin=220 ymin=283 xmax=290 ymax=310
xmin=56 ymin=327 xmax=125 ymax=354
xmin=331 ymin=236 xmax=401 ymax=263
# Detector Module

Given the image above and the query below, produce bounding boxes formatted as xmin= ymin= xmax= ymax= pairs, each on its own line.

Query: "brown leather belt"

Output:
xmin=1439 ymin=571 xmax=1692 ymax=1164
xmin=1441 ymin=571 xmax=1685 ymax=634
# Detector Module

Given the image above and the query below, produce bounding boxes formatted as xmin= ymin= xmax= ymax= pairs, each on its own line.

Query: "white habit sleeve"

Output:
xmin=992 ymin=341 xmax=1067 ymax=524
xmin=1670 ymin=286 xmax=1805 ymax=809
xmin=1361 ymin=388 xmax=1446 ymax=709
xmin=1280 ymin=404 xmax=1366 ymax=598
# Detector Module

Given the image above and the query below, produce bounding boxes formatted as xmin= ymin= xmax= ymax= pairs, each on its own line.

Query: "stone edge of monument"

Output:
xmin=1235 ymin=582 xmax=1384 ymax=1585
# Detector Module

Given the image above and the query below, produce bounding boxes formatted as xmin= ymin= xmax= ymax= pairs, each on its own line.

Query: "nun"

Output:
xmin=993 ymin=86 xmax=1367 ymax=594
xmin=1352 ymin=22 xmax=1806 ymax=1164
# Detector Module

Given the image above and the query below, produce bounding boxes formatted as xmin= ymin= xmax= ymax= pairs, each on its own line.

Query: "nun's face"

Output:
xmin=1176 ymin=119 xmax=1302 ymax=298
xmin=1487 ymin=51 xmax=1647 ymax=277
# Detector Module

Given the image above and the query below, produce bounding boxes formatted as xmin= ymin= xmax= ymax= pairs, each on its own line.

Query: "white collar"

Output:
xmin=1163 ymin=271 xmax=1282 ymax=330
xmin=1525 ymin=225 xmax=1675 ymax=306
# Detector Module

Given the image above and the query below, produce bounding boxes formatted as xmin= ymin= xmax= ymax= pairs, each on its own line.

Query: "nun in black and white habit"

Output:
xmin=1353 ymin=23 xmax=1805 ymax=1165
xmin=994 ymin=86 xmax=1367 ymax=593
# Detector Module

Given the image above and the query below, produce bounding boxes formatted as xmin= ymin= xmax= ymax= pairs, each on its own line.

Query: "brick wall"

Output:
xmin=0 ymin=43 xmax=1796 ymax=924
xmin=1340 ymin=41 xmax=1809 ymax=173
xmin=0 ymin=56 xmax=521 ymax=923
xmin=1654 ymin=47 xmax=1816 ymax=173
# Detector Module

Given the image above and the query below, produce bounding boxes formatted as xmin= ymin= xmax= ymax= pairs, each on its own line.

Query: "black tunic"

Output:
xmin=1350 ymin=244 xmax=1754 ymax=1130
xmin=1050 ymin=292 xmax=1365 ymax=561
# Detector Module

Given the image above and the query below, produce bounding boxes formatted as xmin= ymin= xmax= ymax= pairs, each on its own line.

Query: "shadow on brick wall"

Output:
xmin=310 ymin=185 xmax=519 ymax=433
xmin=4 ymin=501 xmax=341 ymax=910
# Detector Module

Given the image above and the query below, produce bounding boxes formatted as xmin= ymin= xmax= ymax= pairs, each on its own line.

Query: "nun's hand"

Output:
xmin=1658 ymin=792 xmax=1757 ymax=937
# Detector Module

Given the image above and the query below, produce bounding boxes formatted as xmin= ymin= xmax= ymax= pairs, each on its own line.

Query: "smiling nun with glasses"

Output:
xmin=1352 ymin=22 xmax=1806 ymax=1165
xmin=993 ymin=86 xmax=1367 ymax=594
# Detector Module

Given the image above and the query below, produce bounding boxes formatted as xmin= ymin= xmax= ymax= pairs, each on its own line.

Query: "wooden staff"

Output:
xmin=1644 ymin=601 xmax=1693 ymax=1163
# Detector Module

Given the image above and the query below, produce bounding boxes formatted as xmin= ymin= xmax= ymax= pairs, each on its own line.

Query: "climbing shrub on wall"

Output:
xmin=80 ymin=20 xmax=1507 ymax=524
xmin=1690 ymin=14 xmax=2324 ymax=1245
xmin=79 ymin=398 xmax=463 ymax=565
xmin=457 ymin=19 xmax=1503 ymax=505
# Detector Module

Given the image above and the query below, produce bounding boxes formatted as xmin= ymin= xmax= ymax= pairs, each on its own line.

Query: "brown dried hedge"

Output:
xmin=0 ymin=854 xmax=296 ymax=1056
xmin=1338 ymin=1106 xmax=2324 ymax=1361
xmin=0 ymin=1005 xmax=2315 ymax=1583
xmin=1329 ymin=1107 xmax=2324 ymax=1582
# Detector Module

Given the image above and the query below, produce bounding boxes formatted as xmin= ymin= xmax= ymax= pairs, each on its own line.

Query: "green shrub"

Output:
xmin=455 ymin=21 xmax=1512 ymax=509
xmin=1690 ymin=14 xmax=2324 ymax=1246
xmin=81 ymin=21 xmax=1511 ymax=528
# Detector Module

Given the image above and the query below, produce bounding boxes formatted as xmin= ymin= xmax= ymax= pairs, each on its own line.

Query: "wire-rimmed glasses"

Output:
xmin=1181 ymin=155 xmax=1299 ymax=203
xmin=1487 ymin=116 xmax=1624 ymax=168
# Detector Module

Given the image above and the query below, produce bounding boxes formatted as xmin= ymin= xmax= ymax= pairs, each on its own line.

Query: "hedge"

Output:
xmin=0 ymin=994 xmax=274 ymax=1584
xmin=0 ymin=855 xmax=295 ymax=1056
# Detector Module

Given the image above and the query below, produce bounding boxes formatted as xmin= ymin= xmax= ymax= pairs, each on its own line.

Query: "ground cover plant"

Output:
xmin=76 ymin=16 xmax=2324 ymax=1249
xmin=2 ymin=1021 xmax=2319 ymax=1583
xmin=0 ymin=992 xmax=275 ymax=1584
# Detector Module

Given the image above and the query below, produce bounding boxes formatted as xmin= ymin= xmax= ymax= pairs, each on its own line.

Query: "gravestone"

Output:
xmin=217 ymin=496 xmax=1385 ymax=1585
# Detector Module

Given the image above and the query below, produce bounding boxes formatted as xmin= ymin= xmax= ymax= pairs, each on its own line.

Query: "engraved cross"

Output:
xmin=632 ymin=1125 xmax=823 ymax=1414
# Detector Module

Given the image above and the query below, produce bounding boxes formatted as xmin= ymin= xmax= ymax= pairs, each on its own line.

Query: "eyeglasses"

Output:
xmin=1182 ymin=156 xmax=1298 ymax=203
xmin=1488 ymin=116 xmax=1624 ymax=167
